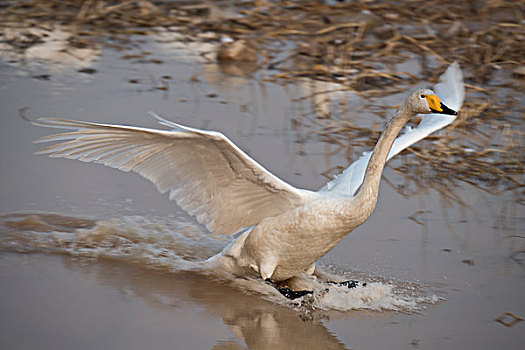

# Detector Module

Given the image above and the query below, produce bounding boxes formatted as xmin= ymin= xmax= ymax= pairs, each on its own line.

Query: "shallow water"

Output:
xmin=1 ymin=33 xmax=524 ymax=349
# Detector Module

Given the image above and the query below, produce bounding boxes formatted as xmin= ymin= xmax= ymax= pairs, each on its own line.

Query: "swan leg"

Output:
xmin=283 ymin=273 xmax=323 ymax=291
xmin=258 ymin=258 xmax=277 ymax=281
xmin=306 ymin=263 xmax=316 ymax=275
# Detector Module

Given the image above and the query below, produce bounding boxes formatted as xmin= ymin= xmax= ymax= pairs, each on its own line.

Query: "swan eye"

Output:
xmin=420 ymin=94 xmax=425 ymax=99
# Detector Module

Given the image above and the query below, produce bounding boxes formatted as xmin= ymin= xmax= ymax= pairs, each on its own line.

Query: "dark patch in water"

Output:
xmin=77 ymin=68 xmax=97 ymax=74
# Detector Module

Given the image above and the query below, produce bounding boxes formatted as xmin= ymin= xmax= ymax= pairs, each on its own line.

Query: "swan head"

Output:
xmin=407 ymin=88 xmax=457 ymax=116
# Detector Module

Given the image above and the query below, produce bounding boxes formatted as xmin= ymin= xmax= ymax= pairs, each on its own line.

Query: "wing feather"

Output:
xmin=33 ymin=117 xmax=308 ymax=234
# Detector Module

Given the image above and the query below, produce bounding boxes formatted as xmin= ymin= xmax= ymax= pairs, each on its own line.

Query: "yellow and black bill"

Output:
xmin=426 ymin=94 xmax=457 ymax=115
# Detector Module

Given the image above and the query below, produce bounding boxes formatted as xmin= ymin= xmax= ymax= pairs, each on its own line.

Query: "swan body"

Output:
xmin=33 ymin=63 xmax=463 ymax=285
xmin=231 ymin=195 xmax=371 ymax=280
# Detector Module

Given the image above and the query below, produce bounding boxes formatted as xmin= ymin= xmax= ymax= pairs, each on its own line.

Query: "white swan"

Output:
xmin=33 ymin=63 xmax=463 ymax=291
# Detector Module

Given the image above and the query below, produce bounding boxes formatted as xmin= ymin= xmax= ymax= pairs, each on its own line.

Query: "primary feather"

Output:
xmin=34 ymin=117 xmax=309 ymax=234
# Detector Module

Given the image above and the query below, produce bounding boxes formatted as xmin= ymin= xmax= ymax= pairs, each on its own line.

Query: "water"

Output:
xmin=1 ymin=32 xmax=524 ymax=349
xmin=0 ymin=212 xmax=439 ymax=312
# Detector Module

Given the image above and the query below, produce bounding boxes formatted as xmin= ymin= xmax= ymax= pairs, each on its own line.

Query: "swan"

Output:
xmin=33 ymin=64 xmax=463 ymax=295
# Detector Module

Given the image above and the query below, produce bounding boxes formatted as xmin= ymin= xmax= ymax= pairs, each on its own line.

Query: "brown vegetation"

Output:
xmin=1 ymin=0 xmax=523 ymax=196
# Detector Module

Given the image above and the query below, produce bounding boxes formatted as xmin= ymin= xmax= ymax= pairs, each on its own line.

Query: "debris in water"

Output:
xmin=78 ymin=68 xmax=96 ymax=74
xmin=462 ymin=259 xmax=475 ymax=266
xmin=495 ymin=312 xmax=523 ymax=327
xmin=217 ymin=39 xmax=257 ymax=62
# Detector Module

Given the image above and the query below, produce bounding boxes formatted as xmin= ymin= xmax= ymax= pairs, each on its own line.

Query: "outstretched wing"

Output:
xmin=33 ymin=115 xmax=309 ymax=234
xmin=320 ymin=62 xmax=465 ymax=196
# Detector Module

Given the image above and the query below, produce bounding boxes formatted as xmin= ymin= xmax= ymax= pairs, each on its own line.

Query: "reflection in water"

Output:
xmin=217 ymin=61 xmax=259 ymax=78
xmin=66 ymin=259 xmax=349 ymax=350
xmin=0 ymin=25 xmax=100 ymax=71
xmin=0 ymin=214 xmax=351 ymax=349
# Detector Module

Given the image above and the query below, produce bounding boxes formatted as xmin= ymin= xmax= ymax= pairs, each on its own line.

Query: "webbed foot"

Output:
xmin=265 ymin=279 xmax=313 ymax=300
xmin=275 ymin=287 xmax=313 ymax=300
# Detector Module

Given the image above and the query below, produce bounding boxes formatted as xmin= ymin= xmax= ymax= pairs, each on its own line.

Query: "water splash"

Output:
xmin=0 ymin=212 xmax=439 ymax=313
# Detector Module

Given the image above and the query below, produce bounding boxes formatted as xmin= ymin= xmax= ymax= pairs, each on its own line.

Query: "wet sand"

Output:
xmin=1 ymin=34 xmax=524 ymax=349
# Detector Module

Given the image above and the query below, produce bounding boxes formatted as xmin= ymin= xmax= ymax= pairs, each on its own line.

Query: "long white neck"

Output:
xmin=352 ymin=105 xmax=413 ymax=218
